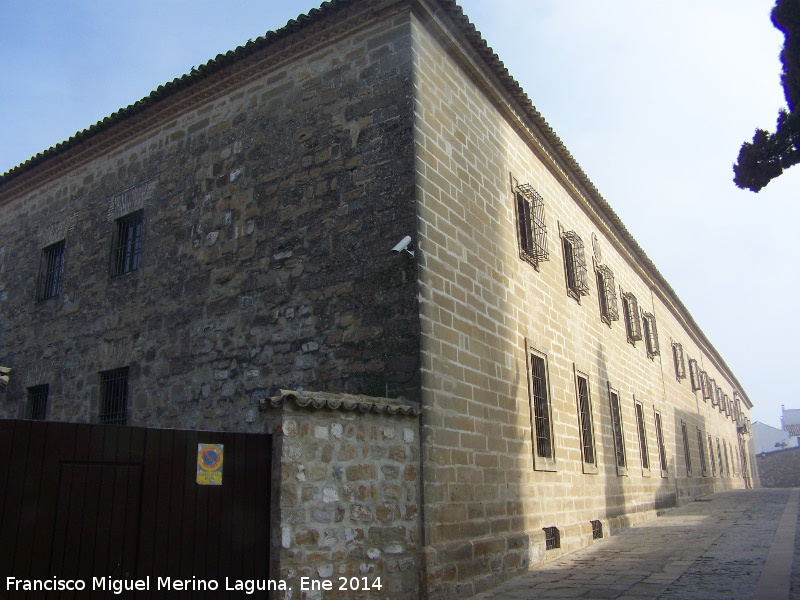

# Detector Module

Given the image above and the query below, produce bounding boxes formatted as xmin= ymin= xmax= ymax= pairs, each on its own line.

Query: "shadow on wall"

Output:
xmin=756 ymin=446 xmax=800 ymax=487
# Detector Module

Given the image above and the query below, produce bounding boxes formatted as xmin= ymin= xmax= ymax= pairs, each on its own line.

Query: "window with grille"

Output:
xmin=515 ymin=183 xmax=549 ymax=268
xmin=595 ymin=266 xmax=619 ymax=324
xmin=99 ymin=367 xmax=129 ymax=425
xmin=688 ymin=358 xmax=701 ymax=392
xmin=701 ymin=372 xmax=713 ymax=401
xmin=575 ymin=373 xmax=596 ymax=468
xmin=635 ymin=401 xmax=650 ymax=472
xmin=608 ymin=387 xmax=627 ymax=473
xmin=642 ymin=312 xmax=660 ymax=358
xmin=562 ymin=231 xmax=590 ymax=299
xmin=591 ymin=520 xmax=603 ymax=540
xmin=655 ymin=411 xmax=668 ymax=474
xmin=716 ymin=439 xmax=723 ymax=478
xmin=723 ymin=441 xmax=730 ymax=475
xmin=697 ymin=428 xmax=707 ymax=476
xmin=708 ymin=435 xmax=717 ymax=477
xmin=528 ymin=350 xmax=556 ymax=470
xmin=544 ymin=526 xmax=560 ymax=550
xmin=622 ymin=292 xmax=642 ymax=343
xmin=36 ymin=240 xmax=65 ymax=301
xmin=110 ymin=211 xmax=143 ymax=276
xmin=25 ymin=385 xmax=48 ymax=420
xmin=681 ymin=421 xmax=692 ymax=477
xmin=672 ymin=342 xmax=686 ymax=380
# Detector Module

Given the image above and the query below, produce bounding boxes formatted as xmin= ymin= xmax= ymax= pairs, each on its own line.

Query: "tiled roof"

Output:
xmin=269 ymin=389 xmax=420 ymax=416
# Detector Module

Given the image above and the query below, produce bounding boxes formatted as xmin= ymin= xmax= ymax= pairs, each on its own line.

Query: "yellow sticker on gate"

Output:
xmin=197 ymin=443 xmax=224 ymax=485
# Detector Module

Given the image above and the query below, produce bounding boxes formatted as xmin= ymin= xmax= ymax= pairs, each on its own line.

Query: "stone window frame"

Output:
xmin=696 ymin=427 xmax=708 ymax=476
xmin=25 ymin=384 xmax=49 ymax=421
xmin=573 ymin=366 xmax=598 ymax=474
xmin=526 ymin=342 xmax=557 ymax=472
xmin=36 ymin=239 xmax=66 ymax=301
xmin=560 ymin=229 xmax=590 ymax=301
xmin=110 ymin=210 xmax=143 ymax=277
xmin=607 ymin=384 xmax=628 ymax=476
xmin=672 ymin=342 xmax=686 ymax=380
xmin=688 ymin=358 xmax=702 ymax=392
xmin=595 ymin=264 xmax=619 ymax=325
xmin=654 ymin=408 xmax=669 ymax=477
xmin=99 ymin=367 xmax=129 ymax=425
xmin=681 ymin=420 xmax=693 ymax=477
xmin=701 ymin=371 xmax=713 ymax=402
xmin=512 ymin=176 xmax=549 ymax=270
xmin=642 ymin=311 xmax=660 ymax=359
xmin=634 ymin=397 xmax=651 ymax=477
xmin=621 ymin=291 xmax=642 ymax=345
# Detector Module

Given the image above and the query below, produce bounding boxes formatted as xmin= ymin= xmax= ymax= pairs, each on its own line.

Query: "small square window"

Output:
xmin=110 ymin=211 xmax=143 ymax=277
xmin=514 ymin=183 xmax=549 ymax=268
xmin=596 ymin=266 xmax=619 ymax=324
xmin=36 ymin=240 xmax=65 ymax=301
xmin=100 ymin=367 xmax=129 ymax=425
xmin=591 ymin=520 xmax=603 ymax=540
xmin=544 ymin=526 xmax=560 ymax=550
xmin=672 ymin=342 xmax=686 ymax=380
xmin=25 ymin=384 xmax=48 ymax=420
xmin=622 ymin=292 xmax=642 ymax=343
xmin=642 ymin=312 xmax=660 ymax=358
xmin=562 ymin=231 xmax=590 ymax=299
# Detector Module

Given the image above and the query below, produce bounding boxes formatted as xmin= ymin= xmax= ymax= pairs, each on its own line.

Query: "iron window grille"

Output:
xmin=716 ymin=439 xmax=723 ymax=478
xmin=25 ymin=385 xmax=48 ymax=420
xmin=635 ymin=401 xmax=650 ymax=471
xmin=697 ymin=428 xmax=707 ymax=476
xmin=681 ymin=421 xmax=692 ymax=477
xmin=36 ymin=240 xmax=65 ymax=301
xmin=723 ymin=441 xmax=730 ymax=476
xmin=528 ymin=351 xmax=555 ymax=468
xmin=576 ymin=374 xmax=596 ymax=466
xmin=110 ymin=211 xmax=143 ymax=277
xmin=595 ymin=265 xmax=619 ymax=323
xmin=515 ymin=183 xmax=549 ymax=268
xmin=642 ymin=312 xmax=660 ymax=358
xmin=562 ymin=231 xmax=590 ymax=298
xmin=608 ymin=388 xmax=627 ymax=471
xmin=655 ymin=411 xmax=668 ymax=473
xmin=688 ymin=359 xmax=701 ymax=392
xmin=591 ymin=520 xmax=603 ymax=540
xmin=622 ymin=292 xmax=642 ymax=343
xmin=672 ymin=342 xmax=686 ymax=380
xmin=708 ymin=435 xmax=717 ymax=477
xmin=710 ymin=379 xmax=718 ymax=407
xmin=99 ymin=367 xmax=129 ymax=425
xmin=544 ymin=526 xmax=560 ymax=550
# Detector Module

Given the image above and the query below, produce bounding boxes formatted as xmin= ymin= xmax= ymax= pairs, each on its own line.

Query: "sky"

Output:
xmin=0 ymin=0 xmax=796 ymax=429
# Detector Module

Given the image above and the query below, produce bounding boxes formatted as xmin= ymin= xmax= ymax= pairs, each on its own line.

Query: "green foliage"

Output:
xmin=734 ymin=0 xmax=800 ymax=192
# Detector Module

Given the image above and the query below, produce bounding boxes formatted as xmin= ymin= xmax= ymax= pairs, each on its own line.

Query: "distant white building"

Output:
xmin=782 ymin=406 xmax=800 ymax=446
xmin=753 ymin=421 xmax=794 ymax=454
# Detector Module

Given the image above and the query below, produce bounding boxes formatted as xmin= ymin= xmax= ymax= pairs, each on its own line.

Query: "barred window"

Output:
xmin=672 ymin=343 xmax=686 ymax=380
xmin=681 ymin=421 xmax=692 ymax=477
xmin=701 ymin=372 xmax=713 ymax=401
xmin=543 ymin=526 xmax=560 ymax=550
xmin=608 ymin=388 xmax=626 ymax=472
xmin=100 ymin=367 xmax=129 ymax=425
xmin=716 ymin=439 xmax=723 ymax=478
xmin=697 ymin=428 xmax=707 ymax=476
xmin=515 ymin=183 xmax=549 ymax=268
xmin=655 ymin=411 xmax=668 ymax=473
xmin=596 ymin=266 xmax=619 ymax=323
xmin=110 ymin=211 xmax=143 ymax=277
xmin=25 ymin=385 xmax=48 ymax=420
xmin=36 ymin=240 xmax=65 ymax=301
xmin=575 ymin=373 xmax=596 ymax=467
xmin=635 ymin=401 xmax=650 ymax=471
xmin=528 ymin=350 xmax=555 ymax=470
xmin=642 ymin=312 xmax=660 ymax=358
xmin=688 ymin=358 xmax=701 ymax=392
xmin=708 ymin=435 xmax=717 ymax=477
xmin=723 ymin=441 xmax=730 ymax=476
xmin=562 ymin=231 xmax=590 ymax=298
xmin=622 ymin=292 xmax=642 ymax=343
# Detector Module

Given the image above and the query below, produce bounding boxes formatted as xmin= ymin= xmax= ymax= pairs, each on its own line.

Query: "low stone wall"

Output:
xmin=756 ymin=447 xmax=800 ymax=488
xmin=270 ymin=391 xmax=421 ymax=600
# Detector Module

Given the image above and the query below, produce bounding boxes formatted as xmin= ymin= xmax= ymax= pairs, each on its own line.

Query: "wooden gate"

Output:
xmin=0 ymin=421 xmax=271 ymax=598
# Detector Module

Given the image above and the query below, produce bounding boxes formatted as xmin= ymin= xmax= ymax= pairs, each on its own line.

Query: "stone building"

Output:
xmin=0 ymin=0 xmax=754 ymax=598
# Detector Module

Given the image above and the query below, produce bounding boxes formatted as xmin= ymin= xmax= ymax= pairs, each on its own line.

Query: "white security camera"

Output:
xmin=391 ymin=235 xmax=414 ymax=256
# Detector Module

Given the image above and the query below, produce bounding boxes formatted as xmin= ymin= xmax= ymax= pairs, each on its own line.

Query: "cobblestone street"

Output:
xmin=468 ymin=489 xmax=799 ymax=600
